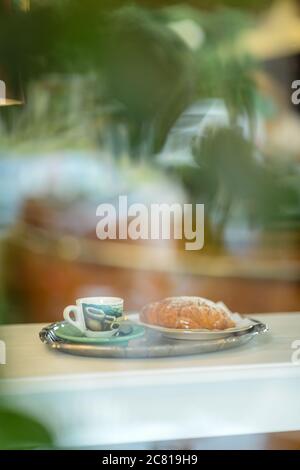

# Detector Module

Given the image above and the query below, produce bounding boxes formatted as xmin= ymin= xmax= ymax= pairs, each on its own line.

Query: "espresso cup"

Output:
xmin=63 ymin=297 xmax=124 ymax=338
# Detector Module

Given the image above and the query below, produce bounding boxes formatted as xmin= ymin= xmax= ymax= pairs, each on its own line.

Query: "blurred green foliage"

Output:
xmin=0 ymin=1 xmax=257 ymax=152
xmin=0 ymin=0 xmax=299 ymax=233
xmin=190 ymin=127 xmax=300 ymax=231
xmin=0 ymin=408 xmax=53 ymax=449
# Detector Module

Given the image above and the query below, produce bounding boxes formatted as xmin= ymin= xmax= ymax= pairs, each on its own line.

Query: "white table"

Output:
xmin=0 ymin=313 xmax=300 ymax=448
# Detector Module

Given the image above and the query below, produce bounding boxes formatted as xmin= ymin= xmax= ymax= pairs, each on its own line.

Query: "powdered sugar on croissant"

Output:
xmin=140 ymin=296 xmax=236 ymax=330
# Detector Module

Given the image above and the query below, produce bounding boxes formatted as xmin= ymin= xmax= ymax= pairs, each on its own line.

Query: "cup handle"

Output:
xmin=63 ymin=305 xmax=84 ymax=332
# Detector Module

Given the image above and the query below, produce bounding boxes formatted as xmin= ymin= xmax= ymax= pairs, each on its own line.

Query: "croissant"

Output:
xmin=140 ymin=296 xmax=236 ymax=330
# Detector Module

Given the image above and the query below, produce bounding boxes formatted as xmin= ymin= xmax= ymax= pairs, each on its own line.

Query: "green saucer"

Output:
xmin=54 ymin=321 xmax=145 ymax=344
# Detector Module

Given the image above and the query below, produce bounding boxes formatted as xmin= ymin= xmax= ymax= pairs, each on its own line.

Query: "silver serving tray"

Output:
xmin=39 ymin=318 xmax=268 ymax=358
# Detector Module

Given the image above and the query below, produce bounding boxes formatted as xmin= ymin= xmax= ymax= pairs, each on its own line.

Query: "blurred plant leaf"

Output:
xmin=0 ymin=408 xmax=53 ymax=450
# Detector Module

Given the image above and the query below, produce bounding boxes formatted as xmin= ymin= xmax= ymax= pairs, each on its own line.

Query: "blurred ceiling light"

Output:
xmin=239 ymin=0 xmax=300 ymax=59
xmin=168 ymin=19 xmax=204 ymax=51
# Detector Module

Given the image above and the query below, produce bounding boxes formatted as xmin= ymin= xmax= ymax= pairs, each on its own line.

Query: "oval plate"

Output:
xmin=54 ymin=321 xmax=145 ymax=344
xmin=129 ymin=313 xmax=255 ymax=341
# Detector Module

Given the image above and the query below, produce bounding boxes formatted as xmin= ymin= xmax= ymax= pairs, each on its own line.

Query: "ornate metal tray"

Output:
xmin=39 ymin=317 xmax=268 ymax=358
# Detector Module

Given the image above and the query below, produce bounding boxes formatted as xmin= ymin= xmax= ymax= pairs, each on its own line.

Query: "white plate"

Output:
xmin=127 ymin=312 xmax=254 ymax=341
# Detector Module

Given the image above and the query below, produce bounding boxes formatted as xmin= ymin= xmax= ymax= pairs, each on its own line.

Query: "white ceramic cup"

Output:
xmin=63 ymin=297 xmax=124 ymax=338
